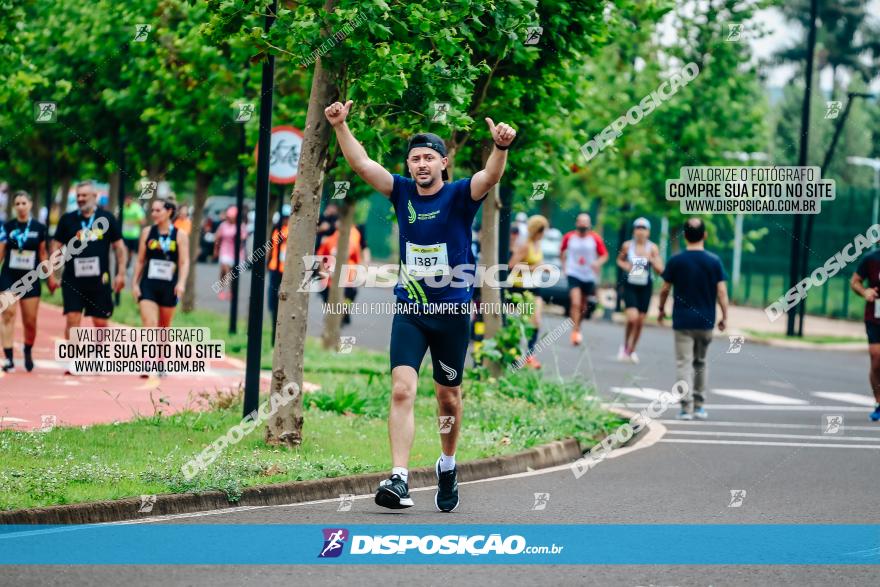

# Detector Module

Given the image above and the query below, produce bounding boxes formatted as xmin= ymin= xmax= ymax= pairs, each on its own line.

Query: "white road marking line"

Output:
xmin=0 ymin=417 xmax=29 ymax=423
xmin=660 ymin=420 xmax=880 ymax=432
xmin=811 ymin=391 xmax=876 ymax=407
xmin=608 ymin=387 xmax=669 ymax=401
xmin=665 ymin=430 xmax=880 ymax=442
xmin=659 ymin=439 xmax=880 ymax=449
xmin=609 ymin=403 xmax=869 ymax=412
xmin=711 ymin=389 xmax=809 ymax=405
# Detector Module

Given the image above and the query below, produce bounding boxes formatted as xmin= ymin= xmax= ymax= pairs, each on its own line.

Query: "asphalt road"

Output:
xmin=5 ymin=263 xmax=878 ymax=585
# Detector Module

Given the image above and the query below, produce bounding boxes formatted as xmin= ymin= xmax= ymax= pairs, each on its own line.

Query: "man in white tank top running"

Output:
xmin=616 ymin=217 xmax=663 ymax=363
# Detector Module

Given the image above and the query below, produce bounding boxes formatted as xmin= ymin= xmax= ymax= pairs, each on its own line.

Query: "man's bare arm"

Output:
xmin=716 ymin=281 xmax=729 ymax=331
xmin=471 ymin=118 xmax=516 ymax=201
xmin=324 ymin=100 xmax=393 ymax=197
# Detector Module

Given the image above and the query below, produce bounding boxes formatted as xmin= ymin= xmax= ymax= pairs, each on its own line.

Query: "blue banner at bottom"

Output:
xmin=1 ymin=524 xmax=879 ymax=565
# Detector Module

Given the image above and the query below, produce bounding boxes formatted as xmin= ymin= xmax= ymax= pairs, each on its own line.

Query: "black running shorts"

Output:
xmin=61 ymin=280 xmax=114 ymax=318
xmin=390 ymin=303 xmax=471 ymax=386
xmin=139 ymin=280 xmax=178 ymax=308
xmin=866 ymin=321 xmax=880 ymax=344
xmin=623 ymin=283 xmax=652 ymax=313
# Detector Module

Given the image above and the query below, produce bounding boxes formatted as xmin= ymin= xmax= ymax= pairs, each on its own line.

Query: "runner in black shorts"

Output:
xmin=50 ymin=181 xmax=126 ymax=341
xmin=0 ymin=191 xmax=58 ymax=372
xmin=132 ymin=197 xmax=189 ymax=327
xmin=325 ymin=99 xmax=515 ymax=512
xmin=616 ymin=217 xmax=664 ymax=363
xmin=851 ymin=248 xmax=880 ymax=422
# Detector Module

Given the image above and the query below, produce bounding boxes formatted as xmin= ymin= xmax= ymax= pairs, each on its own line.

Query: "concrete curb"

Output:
xmin=0 ymin=438 xmax=583 ymax=525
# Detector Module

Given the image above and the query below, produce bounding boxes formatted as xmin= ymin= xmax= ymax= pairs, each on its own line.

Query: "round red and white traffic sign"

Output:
xmin=255 ymin=126 xmax=304 ymax=184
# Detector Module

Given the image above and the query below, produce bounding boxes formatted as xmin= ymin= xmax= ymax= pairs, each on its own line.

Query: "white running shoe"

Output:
xmin=629 ymin=351 xmax=640 ymax=364
xmin=616 ymin=345 xmax=628 ymax=362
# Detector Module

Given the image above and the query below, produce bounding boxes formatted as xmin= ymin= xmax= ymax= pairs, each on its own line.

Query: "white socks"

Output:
xmin=392 ymin=467 xmax=408 ymax=482
xmin=439 ymin=452 xmax=456 ymax=472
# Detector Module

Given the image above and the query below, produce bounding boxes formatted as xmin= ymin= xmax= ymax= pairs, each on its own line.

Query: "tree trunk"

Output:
xmin=266 ymin=24 xmax=339 ymax=447
xmin=479 ymin=142 xmax=502 ymax=378
xmin=321 ymin=199 xmax=355 ymax=350
xmin=108 ymin=169 xmax=121 ymax=215
xmin=182 ymin=171 xmax=209 ymax=312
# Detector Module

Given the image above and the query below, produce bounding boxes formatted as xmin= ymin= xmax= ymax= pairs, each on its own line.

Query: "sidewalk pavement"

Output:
xmin=0 ymin=303 xmax=317 ymax=432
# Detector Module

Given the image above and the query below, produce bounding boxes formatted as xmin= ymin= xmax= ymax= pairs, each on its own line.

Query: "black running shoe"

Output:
xmin=375 ymin=474 xmax=413 ymax=509
xmin=1 ymin=359 xmax=14 ymax=373
xmin=24 ymin=352 xmax=34 ymax=372
xmin=435 ymin=458 xmax=459 ymax=512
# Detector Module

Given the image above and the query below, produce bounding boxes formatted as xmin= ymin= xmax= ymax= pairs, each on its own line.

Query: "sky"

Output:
xmin=660 ymin=1 xmax=880 ymax=93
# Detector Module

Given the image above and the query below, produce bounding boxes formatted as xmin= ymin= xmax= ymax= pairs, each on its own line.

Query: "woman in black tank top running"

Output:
xmin=132 ymin=197 xmax=190 ymax=327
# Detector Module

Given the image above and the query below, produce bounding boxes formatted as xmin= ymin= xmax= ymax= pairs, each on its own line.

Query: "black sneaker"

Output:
xmin=435 ymin=458 xmax=459 ymax=512
xmin=2 ymin=359 xmax=14 ymax=373
xmin=375 ymin=474 xmax=413 ymax=509
xmin=24 ymin=351 xmax=34 ymax=372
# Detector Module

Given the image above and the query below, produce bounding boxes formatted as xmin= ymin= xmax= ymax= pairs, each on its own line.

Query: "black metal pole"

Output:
xmin=797 ymin=93 xmax=858 ymax=335
xmin=243 ymin=0 xmax=276 ymax=418
xmin=45 ymin=151 xmax=53 ymax=225
xmin=230 ymin=122 xmax=246 ymax=335
xmin=786 ymin=0 xmax=817 ymax=338
xmin=115 ymin=134 xmax=125 ymax=307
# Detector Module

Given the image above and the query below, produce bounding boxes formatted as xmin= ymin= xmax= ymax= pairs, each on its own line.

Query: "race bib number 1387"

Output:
xmin=405 ymin=242 xmax=449 ymax=277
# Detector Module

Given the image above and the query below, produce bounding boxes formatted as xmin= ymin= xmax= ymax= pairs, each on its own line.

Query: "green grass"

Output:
xmin=743 ymin=328 xmax=864 ymax=345
xmin=4 ymin=296 xmax=624 ymax=511
xmin=0 ymin=370 xmax=623 ymax=511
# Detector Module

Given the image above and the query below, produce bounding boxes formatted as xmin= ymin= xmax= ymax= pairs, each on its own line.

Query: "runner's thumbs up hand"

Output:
xmin=486 ymin=118 xmax=516 ymax=147
xmin=325 ymin=100 xmax=353 ymax=127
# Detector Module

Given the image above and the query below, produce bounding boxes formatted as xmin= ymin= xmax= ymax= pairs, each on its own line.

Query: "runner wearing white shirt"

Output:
xmin=560 ymin=213 xmax=608 ymax=346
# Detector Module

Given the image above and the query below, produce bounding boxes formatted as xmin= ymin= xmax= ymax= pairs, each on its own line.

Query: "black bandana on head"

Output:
xmin=406 ymin=133 xmax=449 ymax=181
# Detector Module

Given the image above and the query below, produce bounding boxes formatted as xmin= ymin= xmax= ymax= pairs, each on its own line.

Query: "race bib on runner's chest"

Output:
xmin=73 ymin=256 xmax=100 ymax=277
xmin=148 ymin=259 xmax=176 ymax=281
xmin=627 ymin=257 xmax=649 ymax=286
xmin=405 ymin=242 xmax=449 ymax=277
xmin=9 ymin=249 xmax=36 ymax=270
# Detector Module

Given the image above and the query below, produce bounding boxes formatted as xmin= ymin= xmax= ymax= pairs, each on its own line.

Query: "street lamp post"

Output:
xmin=722 ymin=151 xmax=769 ymax=299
